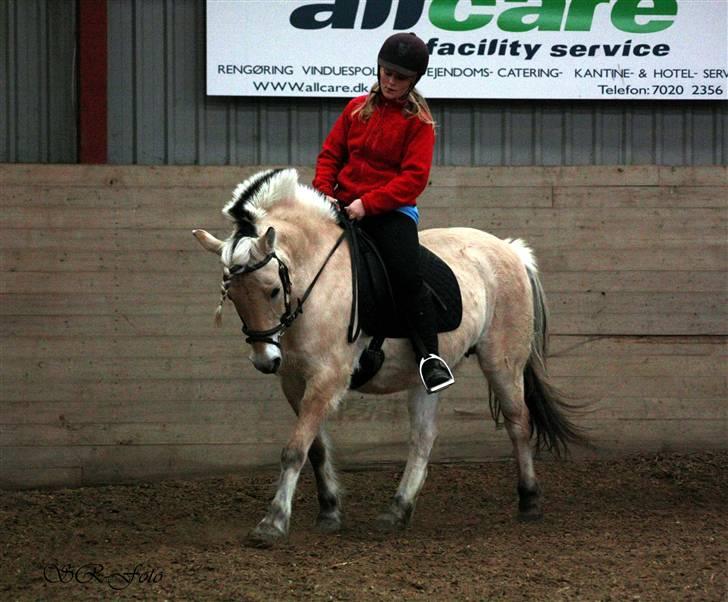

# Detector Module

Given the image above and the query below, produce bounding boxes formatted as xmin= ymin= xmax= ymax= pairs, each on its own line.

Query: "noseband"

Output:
xmin=224 ymin=231 xmax=347 ymax=348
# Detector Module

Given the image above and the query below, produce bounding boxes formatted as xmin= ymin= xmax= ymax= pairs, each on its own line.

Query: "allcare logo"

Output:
xmin=290 ymin=0 xmax=678 ymax=33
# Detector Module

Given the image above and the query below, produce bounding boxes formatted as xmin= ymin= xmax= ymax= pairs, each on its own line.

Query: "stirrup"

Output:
xmin=418 ymin=354 xmax=455 ymax=394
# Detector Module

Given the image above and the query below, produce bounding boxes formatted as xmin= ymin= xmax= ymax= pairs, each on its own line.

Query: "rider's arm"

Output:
xmin=313 ymin=100 xmax=357 ymax=198
xmin=359 ymin=120 xmax=434 ymax=216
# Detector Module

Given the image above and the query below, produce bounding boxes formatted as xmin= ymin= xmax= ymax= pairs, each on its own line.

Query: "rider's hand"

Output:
xmin=325 ymin=195 xmax=339 ymax=207
xmin=346 ymin=198 xmax=366 ymax=221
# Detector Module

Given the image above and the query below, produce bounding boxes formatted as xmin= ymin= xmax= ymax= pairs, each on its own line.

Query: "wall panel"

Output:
xmin=1 ymin=164 xmax=726 ymax=488
xmin=1 ymin=0 xmax=76 ymax=163
xmin=3 ymin=0 xmax=725 ymax=166
xmin=3 ymin=1 xmax=726 ymax=166
xmin=103 ymin=1 xmax=726 ymax=167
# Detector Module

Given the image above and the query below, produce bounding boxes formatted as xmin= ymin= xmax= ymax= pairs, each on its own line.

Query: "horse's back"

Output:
xmin=357 ymin=226 xmax=535 ymax=393
xmin=421 ymin=226 xmax=514 ymax=251
xmin=420 ymin=227 xmax=534 ymax=353
xmin=420 ymin=227 xmax=530 ymax=279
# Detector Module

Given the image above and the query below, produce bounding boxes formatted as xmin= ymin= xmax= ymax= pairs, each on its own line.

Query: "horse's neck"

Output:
xmin=269 ymin=212 xmax=353 ymax=356
xmin=269 ymin=212 xmax=343 ymax=279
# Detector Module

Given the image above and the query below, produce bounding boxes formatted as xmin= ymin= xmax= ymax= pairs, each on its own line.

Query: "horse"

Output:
xmin=192 ymin=168 xmax=587 ymax=547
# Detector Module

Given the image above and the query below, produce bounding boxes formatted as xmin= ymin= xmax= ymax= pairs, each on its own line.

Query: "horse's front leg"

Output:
xmin=376 ymin=387 xmax=439 ymax=531
xmin=280 ymin=375 xmax=342 ymax=533
xmin=308 ymin=430 xmax=342 ymax=532
xmin=246 ymin=375 xmax=345 ymax=547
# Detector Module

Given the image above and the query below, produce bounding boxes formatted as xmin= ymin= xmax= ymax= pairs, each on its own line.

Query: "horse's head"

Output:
xmin=194 ymin=168 xmax=339 ymax=375
xmin=193 ymin=225 xmax=286 ymax=374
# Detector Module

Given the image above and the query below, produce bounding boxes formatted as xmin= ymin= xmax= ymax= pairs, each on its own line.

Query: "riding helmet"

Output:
xmin=377 ymin=32 xmax=430 ymax=82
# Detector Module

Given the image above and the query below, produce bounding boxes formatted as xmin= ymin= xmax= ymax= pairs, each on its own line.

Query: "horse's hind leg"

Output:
xmin=478 ymin=356 xmax=542 ymax=521
xmin=375 ymin=387 xmax=439 ymax=531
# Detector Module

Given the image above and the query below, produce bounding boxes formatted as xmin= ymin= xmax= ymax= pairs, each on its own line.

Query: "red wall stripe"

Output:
xmin=78 ymin=0 xmax=108 ymax=164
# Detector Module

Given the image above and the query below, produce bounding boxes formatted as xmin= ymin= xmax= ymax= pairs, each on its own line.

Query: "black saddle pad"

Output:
xmin=355 ymin=230 xmax=463 ymax=339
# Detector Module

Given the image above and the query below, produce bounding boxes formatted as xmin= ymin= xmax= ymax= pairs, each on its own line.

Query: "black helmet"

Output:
xmin=377 ymin=33 xmax=429 ymax=81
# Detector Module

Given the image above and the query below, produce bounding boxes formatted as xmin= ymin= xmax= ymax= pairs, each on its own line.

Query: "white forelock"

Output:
xmin=221 ymin=236 xmax=254 ymax=270
xmin=505 ymin=238 xmax=538 ymax=273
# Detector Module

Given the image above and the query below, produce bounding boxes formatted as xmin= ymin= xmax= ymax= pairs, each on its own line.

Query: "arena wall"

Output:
xmin=1 ymin=164 xmax=725 ymax=489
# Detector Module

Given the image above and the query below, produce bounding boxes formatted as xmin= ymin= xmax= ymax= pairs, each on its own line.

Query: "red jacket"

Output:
xmin=313 ymin=95 xmax=435 ymax=216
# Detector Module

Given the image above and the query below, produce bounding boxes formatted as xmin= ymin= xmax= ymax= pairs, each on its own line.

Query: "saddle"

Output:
xmin=338 ymin=215 xmax=463 ymax=389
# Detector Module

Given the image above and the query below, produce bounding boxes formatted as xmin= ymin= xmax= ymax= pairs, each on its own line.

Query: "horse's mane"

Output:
xmin=223 ymin=168 xmax=336 ymax=235
xmin=220 ymin=168 xmax=338 ymax=267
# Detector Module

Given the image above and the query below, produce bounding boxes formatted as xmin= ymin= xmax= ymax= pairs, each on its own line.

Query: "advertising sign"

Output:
xmin=206 ymin=0 xmax=728 ymax=100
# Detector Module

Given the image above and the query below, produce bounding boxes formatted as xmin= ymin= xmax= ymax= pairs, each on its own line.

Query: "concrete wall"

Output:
xmin=1 ymin=165 xmax=726 ymax=488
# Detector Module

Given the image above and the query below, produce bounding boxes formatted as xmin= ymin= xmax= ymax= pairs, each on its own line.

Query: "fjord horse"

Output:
xmin=193 ymin=168 xmax=586 ymax=546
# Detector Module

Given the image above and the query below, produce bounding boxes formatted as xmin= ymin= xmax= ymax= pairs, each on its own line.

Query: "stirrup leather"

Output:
xmin=418 ymin=354 xmax=455 ymax=394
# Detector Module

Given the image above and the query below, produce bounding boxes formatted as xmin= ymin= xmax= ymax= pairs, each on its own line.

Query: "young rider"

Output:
xmin=313 ymin=32 xmax=454 ymax=394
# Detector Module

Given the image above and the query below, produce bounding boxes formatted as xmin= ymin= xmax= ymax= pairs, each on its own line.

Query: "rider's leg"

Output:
xmin=359 ymin=212 xmax=454 ymax=393
xmin=408 ymin=286 xmax=454 ymax=393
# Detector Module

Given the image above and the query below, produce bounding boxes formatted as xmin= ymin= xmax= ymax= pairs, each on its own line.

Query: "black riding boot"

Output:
xmin=408 ymin=287 xmax=454 ymax=394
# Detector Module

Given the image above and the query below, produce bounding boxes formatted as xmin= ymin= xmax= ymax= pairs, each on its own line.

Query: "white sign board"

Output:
xmin=206 ymin=0 xmax=728 ymax=100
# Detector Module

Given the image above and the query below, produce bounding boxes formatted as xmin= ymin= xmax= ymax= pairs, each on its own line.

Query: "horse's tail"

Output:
xmin=511 ymin=240 xmax=590 ymax=457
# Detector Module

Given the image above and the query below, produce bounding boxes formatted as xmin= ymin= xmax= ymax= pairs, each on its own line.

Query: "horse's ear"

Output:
xmin=262 ymin=226 xmax=276 ymax=252
xmin=192 ymin=229 xmax=224 ymax=255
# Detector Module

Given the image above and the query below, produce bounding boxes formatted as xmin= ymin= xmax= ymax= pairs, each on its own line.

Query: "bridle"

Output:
xmin=224 ymin=231 xmax=348 ymax=348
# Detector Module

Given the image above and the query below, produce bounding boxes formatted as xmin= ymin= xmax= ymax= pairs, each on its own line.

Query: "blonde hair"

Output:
xmin=352 ymin=84 xmax=436 ymax=127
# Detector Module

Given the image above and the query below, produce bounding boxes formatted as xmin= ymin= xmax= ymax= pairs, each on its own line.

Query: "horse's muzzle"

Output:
xmin=252 ymin=354 xmax=281 ymax=374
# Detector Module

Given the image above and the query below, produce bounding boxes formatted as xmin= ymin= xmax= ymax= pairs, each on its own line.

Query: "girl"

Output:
xmin=313 ymin=32 xmax=454 ymax=394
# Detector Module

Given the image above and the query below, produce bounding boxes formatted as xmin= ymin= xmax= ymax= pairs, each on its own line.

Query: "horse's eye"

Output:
xmin=271 ymin=287 xmax=281 ymax=299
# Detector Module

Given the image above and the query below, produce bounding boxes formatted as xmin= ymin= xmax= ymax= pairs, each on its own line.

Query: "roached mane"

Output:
xmin=220 ymin=168 xmax=337 ymax=268
xmin=222 ymin=168 xmax=337 ymax=232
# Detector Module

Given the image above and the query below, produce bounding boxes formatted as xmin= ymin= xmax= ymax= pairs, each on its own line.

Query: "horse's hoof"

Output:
xmin=374 ymin=511 xmax=407 ymax=532
xmin=517 ymin=508 xmax=544 ymax=523
xmin=315 ymin=514 xmax=342 ymax=534
xmin=244 ymin=522 xmax=286 ymax=548
xmin=517 ymin=485 xmax=542 ymax=522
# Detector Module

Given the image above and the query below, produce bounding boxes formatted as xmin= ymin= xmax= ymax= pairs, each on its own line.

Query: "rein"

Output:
xmin=227 ymin=230 xmax=348 ymax=347
xmin=336 ymin=211 xmax=362 ymax=343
